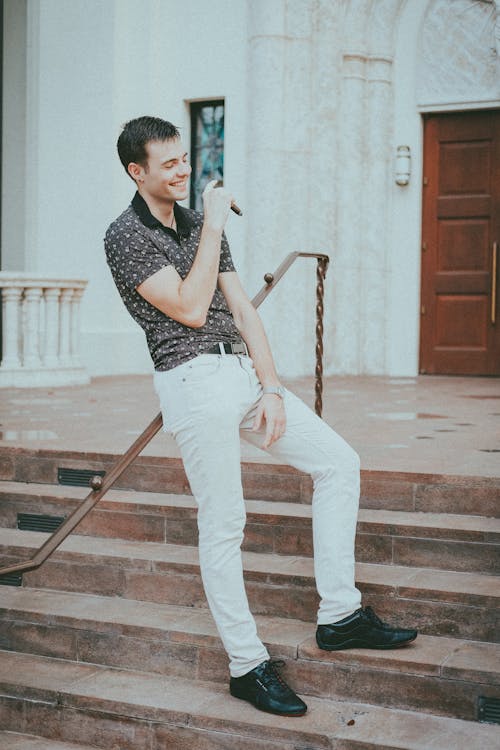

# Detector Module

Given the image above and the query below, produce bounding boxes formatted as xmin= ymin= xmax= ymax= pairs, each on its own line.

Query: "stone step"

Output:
xmin=1 ymin=528 xmax=498 ymax=642
xmin=1 ymin=587 xmax=499 ymax=722
xmin=1 ymin=480 xmax=499 ymax=574
xmin=0 ymin=732 xmax=101 ymax=750
xmin=0 ymin=650 xmax=498 ymax=749
xmin=2 ymin=445 xmax=499 ymax=515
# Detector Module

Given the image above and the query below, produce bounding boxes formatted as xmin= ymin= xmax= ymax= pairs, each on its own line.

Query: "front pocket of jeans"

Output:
xmin=183 ymin=356 xmax=221 ymax=383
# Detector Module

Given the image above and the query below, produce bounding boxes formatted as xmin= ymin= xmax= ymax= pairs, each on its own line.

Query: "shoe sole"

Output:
xmin=316 ymin=633 xmax=418 ymax=651
xmin=229 ymin=688 xmax=307 ymax=717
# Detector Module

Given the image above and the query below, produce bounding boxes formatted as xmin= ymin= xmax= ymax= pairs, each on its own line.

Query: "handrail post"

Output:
xmin=252 ymin=251 xmax=329 ymax=417
xmin=314 ymin=256 xmax=328 ymax=418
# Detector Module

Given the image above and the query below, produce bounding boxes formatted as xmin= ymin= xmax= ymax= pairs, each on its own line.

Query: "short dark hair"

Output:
xmin=117 ymin=116 xmax=180 ymax=178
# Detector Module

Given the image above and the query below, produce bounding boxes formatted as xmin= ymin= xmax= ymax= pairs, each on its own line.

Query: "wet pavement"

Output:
xmin=0 ymin=374 xmax=499 ymax=478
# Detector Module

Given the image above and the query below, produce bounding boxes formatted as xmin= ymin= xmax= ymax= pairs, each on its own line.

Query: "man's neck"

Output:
xmin=139 ymin=190 xmax=175 ymax=228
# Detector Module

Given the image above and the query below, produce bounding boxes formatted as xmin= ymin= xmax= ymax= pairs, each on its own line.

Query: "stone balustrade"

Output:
xmin=0 ymin=273 xmax=90 ymax=387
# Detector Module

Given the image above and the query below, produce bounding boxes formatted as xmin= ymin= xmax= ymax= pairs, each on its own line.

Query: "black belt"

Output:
xmin=205 ymin=340 xmax=249 ymax=356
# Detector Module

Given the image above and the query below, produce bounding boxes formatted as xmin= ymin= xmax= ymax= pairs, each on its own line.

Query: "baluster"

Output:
xmin=1 ymin=286 xmax=23 ymax=369
xmin=59 ymin=287 xmax=74 ymax=367
xmin=43 ymin=287 xmax=61 ymax=368
xmin=22 ymin=287 xmax=43 ymax=369
xmin=70 ymin=287 xmax=84 ymax=367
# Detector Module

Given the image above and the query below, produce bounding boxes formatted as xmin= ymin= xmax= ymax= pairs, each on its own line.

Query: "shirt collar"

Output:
xmin=131 ymin=191 xmax=193 ymax=237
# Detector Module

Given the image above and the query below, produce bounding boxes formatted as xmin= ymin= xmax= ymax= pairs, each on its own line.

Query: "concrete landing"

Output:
xmin=0 ymin=374 xmax=498 ymax=477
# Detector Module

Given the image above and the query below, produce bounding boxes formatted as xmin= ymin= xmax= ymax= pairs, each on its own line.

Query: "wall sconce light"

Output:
xmin=395 ymin=145 xmax=411 ymax=186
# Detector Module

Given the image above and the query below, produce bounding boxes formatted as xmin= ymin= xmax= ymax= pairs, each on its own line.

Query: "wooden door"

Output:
xmin=420 ymin=110 xmax=500 ymax=375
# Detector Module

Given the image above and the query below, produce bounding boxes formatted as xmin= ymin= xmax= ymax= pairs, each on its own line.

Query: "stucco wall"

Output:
xmin=2 ymin=0 xmax=499 ymax=378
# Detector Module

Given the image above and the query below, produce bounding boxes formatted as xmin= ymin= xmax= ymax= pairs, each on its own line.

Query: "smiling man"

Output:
xmin=104 ymin=116 xmax=417 ymax=718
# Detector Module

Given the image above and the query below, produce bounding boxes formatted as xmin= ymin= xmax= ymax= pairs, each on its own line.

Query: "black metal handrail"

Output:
xmin=0 ymin=251 xmax=329 ymax=579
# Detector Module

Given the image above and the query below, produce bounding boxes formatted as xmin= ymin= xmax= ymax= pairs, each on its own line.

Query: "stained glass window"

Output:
xmin=189 ymin=100 xmax=225 ymax=211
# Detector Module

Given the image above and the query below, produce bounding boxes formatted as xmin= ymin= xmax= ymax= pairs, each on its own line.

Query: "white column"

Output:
xmin=334 ymin=53 xmax=367 ymax=374
xmin=246 ymin=0 xmax=316 ymax=376
xmin=59 ymin=287 xmax=73 ymax=367
xmin=22 ymin=286 xmax=43 ymax=369
xmin=1 ymin=286 xmax=22 ymax=369
xmin=42 ymin=286 xmax=60 ymax=368
xmin=312 ymin=0 xmax=346 ymax=375
xmin=361 ymin=55 xmax=393 ymax=374
xmin=70 ymin=287 xmax=84 ymax=367
xmin=246 ymin=0 xmax=287 ymax=287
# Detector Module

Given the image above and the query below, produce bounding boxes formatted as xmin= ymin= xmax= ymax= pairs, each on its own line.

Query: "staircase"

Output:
xmin=0 ymin=445 xmax=499 ymax=749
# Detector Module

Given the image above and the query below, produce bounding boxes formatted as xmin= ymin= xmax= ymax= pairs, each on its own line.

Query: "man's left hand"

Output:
xmin=252 ymin=394 xmax=286 ymax=449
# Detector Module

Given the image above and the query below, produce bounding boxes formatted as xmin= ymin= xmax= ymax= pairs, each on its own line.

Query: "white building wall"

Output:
xmin=387 ymin=0 xmax=500 ymax=376
xmin=16 ymin=0 xmax=249 ymax=376
xmin=103 ymin=0 xmax=249 ymax=374
xmin=2 ymin=0 xmax=499 ymax=380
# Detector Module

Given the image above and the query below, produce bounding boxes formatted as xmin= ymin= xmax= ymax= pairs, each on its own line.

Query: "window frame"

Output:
xmin=189 ymin=99 xmax=225 ymax=211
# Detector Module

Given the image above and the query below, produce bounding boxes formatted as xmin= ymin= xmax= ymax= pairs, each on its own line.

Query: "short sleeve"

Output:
xmin=105 ymin=227 xmax=172 ymax=291
xmin=219 ymin=231 xmax=236 ymax=273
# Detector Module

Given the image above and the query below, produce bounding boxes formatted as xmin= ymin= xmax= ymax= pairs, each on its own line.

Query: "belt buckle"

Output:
xmin=231 ymin=341 xmax=247 ymax=356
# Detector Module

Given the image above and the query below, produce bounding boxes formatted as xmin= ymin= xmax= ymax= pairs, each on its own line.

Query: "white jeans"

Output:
xmin=154 ymin=354 xmax=362 ymax=677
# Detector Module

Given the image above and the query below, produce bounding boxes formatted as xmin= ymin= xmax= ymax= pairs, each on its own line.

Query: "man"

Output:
xmin=105 ymin=116 xmax=417 ymax=718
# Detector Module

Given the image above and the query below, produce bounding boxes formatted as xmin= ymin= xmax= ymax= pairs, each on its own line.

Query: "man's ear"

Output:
xmin=127 ymin=162 xmax=144 ymax=183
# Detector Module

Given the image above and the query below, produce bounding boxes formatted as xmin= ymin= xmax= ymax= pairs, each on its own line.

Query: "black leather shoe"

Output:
xmin=316 ymin=606 xmax=417 ymax=650
xmin=230 ymin=659 xmax=307 ymax=716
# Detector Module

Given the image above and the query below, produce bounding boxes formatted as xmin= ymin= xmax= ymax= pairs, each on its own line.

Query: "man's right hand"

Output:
xmin=138 ymin=180 xmax=232 ymax=328
xmin=202 ymin=180 xmax=233 ymax=231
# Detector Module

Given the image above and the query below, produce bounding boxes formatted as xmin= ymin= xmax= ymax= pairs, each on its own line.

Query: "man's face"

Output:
xmin=138 ymin=138 xmax=191 ymax=203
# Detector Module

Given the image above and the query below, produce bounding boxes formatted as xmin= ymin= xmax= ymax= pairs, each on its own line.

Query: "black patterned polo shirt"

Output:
xmin=104 ymin=191 xmax=241 ymax=371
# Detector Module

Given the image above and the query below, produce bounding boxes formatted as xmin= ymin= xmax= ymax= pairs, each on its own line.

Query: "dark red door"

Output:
xmin=420 ymin=110 xmax=500 ymax=375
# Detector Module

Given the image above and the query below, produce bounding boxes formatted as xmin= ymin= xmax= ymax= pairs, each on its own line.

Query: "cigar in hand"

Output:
xmin=213 ymin=180 xmax=243 ymax=216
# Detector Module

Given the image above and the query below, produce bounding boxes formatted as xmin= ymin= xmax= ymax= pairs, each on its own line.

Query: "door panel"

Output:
xmin=420 ymin=110 xmax=500 ymax=375
xmin=439 ymin=141 xmax=490 ymax=194
xmin=436 ymin=297 xmax=487 ymax=347
xmin=438 ymin=220 xmax=488 ymax=272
